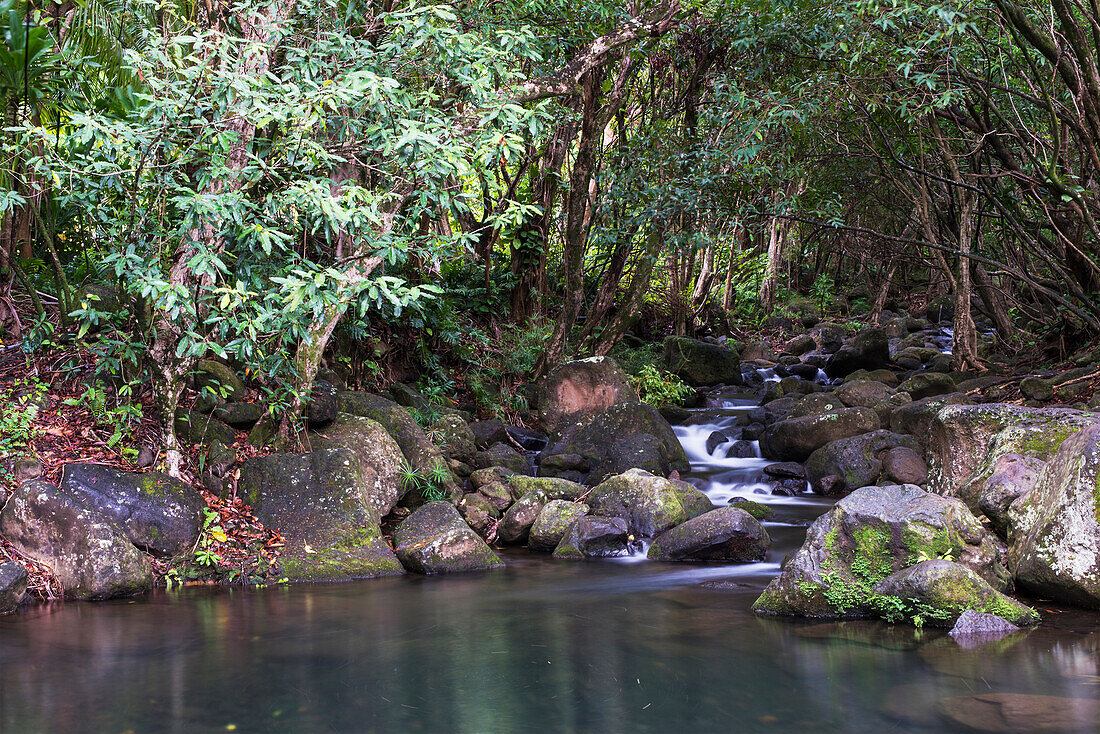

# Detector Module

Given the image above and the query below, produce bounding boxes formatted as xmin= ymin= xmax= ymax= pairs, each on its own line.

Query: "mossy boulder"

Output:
xmin=173 ymin=409 xmax=236 ymax=448
xmin=427 ymin=414 xmax=476 ymax=464
xmin=834 ymin=380 xmax=896 ymax=409
xmin=872 ymin=560 xmax=1038 ymax=627
xmin=0 ymin=562 xmax=28 ymax=614
xmin=0 ymin=479 xmax=154 ymax=599
xmin=528 ymin=500 xmax=589 ymax=552
xmin=673 ymin=481 xmax=715 ymax=518
xmin=238 ymin=449 xmax=404 ymax=581
xmin=475 ymin=442 xmax=532 ymax=476
xmin=824 ymin=327 xmax=890 ymax=378
xmin=552 ymin=516 xmax=631 ymax=559
xmin=729 ymin=499 xmax=773 ymax=520
xmin=1009 ymin=424 xmax=1100 ymax=608
xmin=972 ymin=453 xmax=1045 ymax=537
xmin=338 ymin=391 xmax=459 ymax=499
xmin=752 ymin=484 xmax=1009 ymax=620
xmin=897 ymin=372 xmax=955 ymax=400
xmin=662 ymin=336 xmax=741 ymax=386
xmin=505 ymin=475 xmax=585 ymax=502
xmin=783 ymin=334 xmax=816 ymax=356
xmin=925 ymin=403 xmax=1100 ymax=502
xmin=586 ymin=469 xmax=691 ymax=537
xmin=788 ymin=392 xmax=845 ymax=419
xmin=888 ymin=392 xmax=973 ymax=441
xmin=760 ymin=407 xmax=881 ymax=462
xmin=1019 ymin=376 xmax=1054 ymax=402
xmin=308 ymin=413 xmax=407 ymax=521
xmin=194 ymin=360 xmax=246 ymax=402
xmin=58 ymin=463 xmax=204 ymax=558
xmin=538 ymin=403 xmax=688 ymax=485
xmin=456 ymin=492 xmax=499 ymax=536
xmin=805 ymin=430 xmax=921 ymax=495
xmin=647 ymin=506 xmax=770 ymax=562
xmin=537 ymin=356 xmax=640 ymax=435
xmin=843 ymin=368 xmax=900 ymax=387
xmin=213 ymin=401 xmax=265 ymax=429
xmin=498 ymin=490 xmax=548 ymax=544
xmin=392 ymin=501 xmax=504 ymax=574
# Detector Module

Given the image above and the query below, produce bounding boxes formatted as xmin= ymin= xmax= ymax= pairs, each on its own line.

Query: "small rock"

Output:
xmin=498 ymin=490 xmax=547 ymax=544
xmin=763 ymin=462 xmax=805 ymax=479
xmin=648 ymin=506 xmax=770 ymax=561
xmin=881 ymin=446 xmax=928 ymax=485
xmin=1019 ymin=376 xmax=1054 ymax=401
xmin=0 ymin=562 xmax=28 ymax=614
xmin=705 ymin=431 xmax=729 ymax=455
xmin=949 ymin=609 xmax=1020 ymax=644
xmin=552 ymin=516 xmax=630 ymax=558
xmin=528 ymin=500 xmax=589 ymax=551
xmin=12 ymin=455 xmax=42 ymax=483
xmin=393 ymin=502 xmax=504 ymax=574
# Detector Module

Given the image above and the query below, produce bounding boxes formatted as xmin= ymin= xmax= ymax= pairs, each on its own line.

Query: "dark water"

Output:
xmin=2 ymin=554 xmax=1100 ymax=733
xmin=3 ymin=385 xmax=1100 ymax=733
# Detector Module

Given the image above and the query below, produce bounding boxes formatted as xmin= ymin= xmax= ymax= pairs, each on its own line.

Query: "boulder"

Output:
xmin=528 ymin=500 xmax=589 ymax=552
xmin=897 ymin=372 xmax=955 ymax=400
xmin=305 ymin=379 xmax=339 ymax=426
xmin=663 ymin=336 xmax=741 ymax=386
xmin=194 ymin=360 xmax=246 ymax=402
xmin=1010 ymin=424 xmax=1100 ymax=608
xmin=1020 ymin=376 xmax=1054 ymax=402
xmin=788 ymin=392 xmax=845 ymax=419
xmin=752 ymin=484 xmax=1009 ymax=620
xmin=476 ymin=481 xmax=514 ymax=512
xmin=392 ymin=502 xmax=504 ymax=574
xmin=475 ymin=442 xmax=532 ymax=475
xmin=457 ymin=492 xmax=499 ymax=536
xmin=647 ymin=507 xmax=770 ymax=562
xmin=553 ymin=516 xmax=631 ymax=558
xmin=811 ymin=323 xmax=847 ymax=354
xmin=805 ymin=430 xmax=920 ymax=495
xmin=949 ymin=609 xmax=1020 ymax=643
xmin=586 ymin=469 xmax=692 ymax=537
xmin=674 ymin=481 xmax=715 ymax=518
xmin=0 ymin=562 xmax=27 ymax=614
xmin=760 ymin=407 xmax=881 ymax=462
xmin=843 ymin=368 xmax=901 ymax=387
xmin=238 ymin=449 xmax=404 ymax=581
xmin=784 ymin=334 xmax=816 ymax=356
xmin=824 ymin=328 xmax=890 ymax=378
xmin=0 ymin=480 xmax=153 ymax=599
xmin=58 ymin=464 xmax=204 ymax=558
xmin=538 ymin=403 xmax=688 ymax=485
xmin=505 ymin=475 xmax=586 ymax=501
xmin=872 ymin=560 xmax=1038 ymax=627
xmin=338 ymin=391 xmax=459 ymax=497
xmin=389 ymin=383 xmax=429 ymax=408
xmin=213 ymin=401 xmax=265 ymax=428
xmin=498 ymin=490 xmax=547 ymax=543
xmin=470 ymin=419 xmax=510 ymax=448
xmin=427 ymin=414 xmax=476 ymax=464
xmin=973 ymin=453 xmax=1045 ymax=536
xmin=881 ymin=446 xmax=928 ymax=486
xmin=729 ymin=499 xmax=773 ymax=520
xmin=308 ymin=413 xmax=407 ymax=520
xmin=834 ymin=380 xmax=896 ymax=409
xmin=536 ymin=357 xmax=639 ymax=435
xmin=173 ymin=410 xmax=236 ymax=448
xmin=888 ymin=392 xmax=974 ymax=441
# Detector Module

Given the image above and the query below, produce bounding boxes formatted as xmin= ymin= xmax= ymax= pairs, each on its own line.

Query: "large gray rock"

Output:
xmin=753 ymin=484 xmax=1009 ymax=620
xmin=307 ymin=413 xmax=408 ymax=521
xmin=427 ymin=414 xmax=477 ymax=464
xmin=949 ymin=609 xmax=1021 ymax=643
xmin=663 ymin=336 xmax=741 ymax=386
xmin=925 ymin=404 xmax=1100 ymax=501
xmin=872 ymin=560 xmax=1038 ymax=627
xmin=760 ymin=407 xmax=881 ymax=462
xmin=537 ymin=356 xmax=639 ymax=435
xmin=475 ymin=442 xmax=532 ymax=475
xmin=1010 ymin=424 xmax=1100 ymax=608
xmin=824 ymin=328 xmax=889 ymax=378
xmin=58 ymin=463 xmax=203 ymax=558
xmin=833 ymin=380 xmax=896 ymax=409
xmin=539 ymin=403 xmax=688 ymax=485
xmin=498 ymin=490 xmax=548 ymax=544
xmin=897 ymin=372 xmax=955 ymax=400
xmin=392 ymin=502 xmax=504 ymax=574
xmin=975 ymin=453 xmax=1045 ymax=536
xmin=0 ymin=480 xmax=153 ymax=599
xmin=338 ymin=391 xmax=459 ymax=498
xmin=647 ymin=506 xmax=770 ymax=562
xmin=0 ymin=562 xmax=27 ymax=614
xmin=528 ymin=500 xmax=589 ymax=552
xmin=586 ymin=469 xmax=692 ymax=537
xmin=805 ymin=430 xmax=920 ymax=495
xmin=553 ymin=516 xmax=631 ymax=558
xmin=238 ymin=449 xmax=404 ymax=581
xmin=788 ymin=392 xmax=845 ymax=419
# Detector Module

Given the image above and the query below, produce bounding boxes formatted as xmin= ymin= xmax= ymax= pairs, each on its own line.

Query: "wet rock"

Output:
xmin=498 ymin=490 xmax=547 ymax=543
xmin=239 ymin=449 xmax=405 ymax=581
xmin=705 ymin=431 xmax=729 ymax=454
xmin=538 ymin=403 xmax=688 ymax=485
xmin=475 ymin=442 xmax=532 ymax=475
xmin=824 ymin=328 xmax=890 ymax=378
xmin=308 ymin=413 xmax=408 ymax=518
xmin=783 ymin=334 xmax=816 ymax=356
xmin=1019 ymin=376 xmax=1054 ymax=402
xmin=729 ymin=499 xmax=773 ymax=520
xmin=663 ymin=336 xmax=741 ymax=386
xmin=897 ymin=372 xmax=955 ymax=400
xmin=0 ymin=480 xmax=153 ymax=599
xmin=786 ymin=363 xmax=820 ymax=380
xmin=428 ymin=414 xmax=477 ymax=464
xmin=752 ymin=484 xmax=1009 ymax=619
xmin=763 ymin=462 xmax=805 ymax=479
xmin=470 ymin=419 xmax=510 ymax=448
xmin=536 ymin=356 xmax=639 ymax=435
xmin=457 ymin=492 xmax=499 ymax=536
xmin=528 ymin=500 xmax=589 ymax=552
xmin=58 ymin=464 xmax=204 ymax=558
xmin=818 ymin=475 xmax=846 ymax=497
xmin=937 ymin=693 xmax=1099 ymax=733
xmin=769 ymin=478 xmax=805 ymax=496
xmin=741 ymin=424 xmax=765 ymax=441
xmin=788 ymin=392 xmax=845 ymax=419
xmin=658 ymin=404 xmax=692 ymax=424
xmin=834 ymin=380 xmax=896 ymax=409
xmin=674 ymin=482 xmax=715 ymax=518
xmin=586 ymin=469 xmax=692 ymax=537
xmin=194 ymin=360 xmax=246 ymax=402
xmin=760 ymin=407 xmax=882 ymax=462
xmin=872 ymin=560 xmax=1038 ymax=627
xmin=553 ymin=516 xmax=630 ymax=558
xmin=881 ymin=446 xmax=928 ymax=486
xmin=0 ymin=562 xmax=27 ymax=614
xmin=888 ymin=392 xmax=974 ymax=441
xmin=648 ymin=506 xmax=769 ymax=562
xmin=1010 ymin=424 xmax=1100 ymax=607
xmin=725 ymin=440 xmax=757 ymax=459
xmin=393 ymin=501 xmax=504 ymax=574
xmin=949 ymin=609 xmax=1020 ymax=643
xmin=975 ymin=453 xmax=1045 ymax=536
xmin=338 ymin=391 xmax=460 ymax=497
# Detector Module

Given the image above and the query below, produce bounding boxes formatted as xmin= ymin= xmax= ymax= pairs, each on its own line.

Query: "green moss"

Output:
xmin=851 ymin=524 xmax=894 ymax=583
xmin=729 ymin=499 xmax=773 ymax=521
xmin=139 ymin=474 xmax=170 ymax=499
xmin=278 ymin=524 xmax=400 ymax=581
xmin=1018 ymin=424 xmax=1078 ymax=457
xmin=903 ymin=522 xmax=959 ymax=566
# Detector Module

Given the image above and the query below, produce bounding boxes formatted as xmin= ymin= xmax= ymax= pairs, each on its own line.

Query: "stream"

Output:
xmin=2 ymin=383 xmax=1100 ymax=732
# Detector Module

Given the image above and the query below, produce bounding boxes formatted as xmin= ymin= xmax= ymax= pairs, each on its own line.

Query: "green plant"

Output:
xmin=398 ymin=460 xmax=451 ymax=502
xmin=628 ymin=364 xmax=694 ymax=407
xmin=0 ymin=376 xmax=46 ymax=479
xmin=62 ymin=383 xmax=143 ymax=453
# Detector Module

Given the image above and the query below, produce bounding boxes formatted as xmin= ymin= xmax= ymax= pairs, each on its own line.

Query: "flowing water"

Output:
xmin=3 ymin=385 xmax=1100 ymax=733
